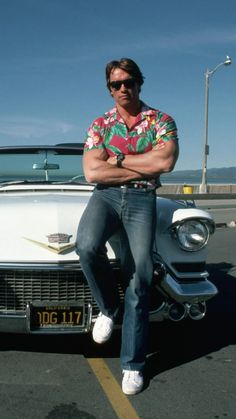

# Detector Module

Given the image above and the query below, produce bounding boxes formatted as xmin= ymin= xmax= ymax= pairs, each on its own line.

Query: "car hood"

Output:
xmin=0 ymin=190 xmax=117 ymax=263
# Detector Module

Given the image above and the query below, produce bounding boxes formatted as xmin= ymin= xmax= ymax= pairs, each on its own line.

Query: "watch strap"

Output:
xmin=116 ymin=153 xmax=125 ymax=168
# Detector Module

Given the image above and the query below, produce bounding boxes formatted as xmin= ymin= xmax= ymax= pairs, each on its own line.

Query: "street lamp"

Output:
xmin=199 ymin=55 xmax=232 ymax=193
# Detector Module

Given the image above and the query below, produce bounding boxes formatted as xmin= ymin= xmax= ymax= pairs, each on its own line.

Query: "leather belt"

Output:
xmin=97 ymin=182 xmax=156 ymax=191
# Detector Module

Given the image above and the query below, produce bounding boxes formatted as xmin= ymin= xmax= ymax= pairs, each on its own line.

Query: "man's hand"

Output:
xmin=107 ymin=156 xmax=117 ymax=166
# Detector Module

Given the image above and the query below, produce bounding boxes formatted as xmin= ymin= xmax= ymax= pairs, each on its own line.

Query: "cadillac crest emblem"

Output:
xmin=23 ymin=233 xmax=75 ymax=254
xmin=47 ymin=233 xmax=72 ymax=244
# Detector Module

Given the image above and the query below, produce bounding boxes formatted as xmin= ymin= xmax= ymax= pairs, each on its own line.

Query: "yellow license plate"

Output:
xmin=30 ymin=303 xmax=85 ymax=329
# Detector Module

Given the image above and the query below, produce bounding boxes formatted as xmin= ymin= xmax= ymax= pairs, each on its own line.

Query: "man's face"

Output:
xmin=109 ymin=68 xmax=140 ymax=108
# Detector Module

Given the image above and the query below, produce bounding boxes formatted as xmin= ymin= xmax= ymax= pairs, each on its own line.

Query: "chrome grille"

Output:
xmin=0 ymin=269 xmax=98 ymax=313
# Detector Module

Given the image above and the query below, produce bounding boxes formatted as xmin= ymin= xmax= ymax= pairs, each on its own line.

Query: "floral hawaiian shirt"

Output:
xmin=84 ymin=102 xmax=178 ymax=156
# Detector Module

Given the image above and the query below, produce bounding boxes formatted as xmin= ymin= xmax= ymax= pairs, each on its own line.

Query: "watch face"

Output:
xmin=117 ymin=153 xmax=124 ymax=162
xmin=117 ymin=153 xmax=125 ymax=167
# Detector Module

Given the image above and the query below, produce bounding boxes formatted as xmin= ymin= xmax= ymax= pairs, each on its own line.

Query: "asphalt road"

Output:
xmin=0 ymin=208 xmax=235 ymax=419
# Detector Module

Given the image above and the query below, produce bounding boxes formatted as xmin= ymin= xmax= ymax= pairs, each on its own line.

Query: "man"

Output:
xmin=76 ymin=58 xmax=178 ymax=395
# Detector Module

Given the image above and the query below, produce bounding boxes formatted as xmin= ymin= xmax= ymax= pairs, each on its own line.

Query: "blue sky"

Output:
xmin=0 ymin=0 xmax=235 ymax=170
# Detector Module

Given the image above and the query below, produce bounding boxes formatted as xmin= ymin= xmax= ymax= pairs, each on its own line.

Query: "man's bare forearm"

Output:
xmin=83 ymin=155 xmax=144 ymax=184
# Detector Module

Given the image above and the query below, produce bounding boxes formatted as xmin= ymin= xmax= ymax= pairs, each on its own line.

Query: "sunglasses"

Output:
xmin=109 ymin=78 xmax=136 ymax=91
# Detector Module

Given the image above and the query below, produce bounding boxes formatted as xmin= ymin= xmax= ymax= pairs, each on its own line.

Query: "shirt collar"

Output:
xmin=105 ymin=102 xmax=157 ymax=124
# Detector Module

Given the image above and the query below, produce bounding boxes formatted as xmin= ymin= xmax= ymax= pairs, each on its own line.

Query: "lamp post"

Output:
xmin=199 ymin=55 xmax=232 ymax=193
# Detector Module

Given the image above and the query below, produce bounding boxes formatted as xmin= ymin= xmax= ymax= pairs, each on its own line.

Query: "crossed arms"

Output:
xmin=83 ymin=140 xmax=179 ymax=185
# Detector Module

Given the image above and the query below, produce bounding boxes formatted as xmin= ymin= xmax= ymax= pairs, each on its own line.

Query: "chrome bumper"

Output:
xmin=160 ymin=273 xmax=218 ymax=303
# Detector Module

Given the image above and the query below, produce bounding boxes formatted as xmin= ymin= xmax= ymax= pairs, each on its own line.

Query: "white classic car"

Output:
xmin=0 ymin=144 xmax=217 ymax=334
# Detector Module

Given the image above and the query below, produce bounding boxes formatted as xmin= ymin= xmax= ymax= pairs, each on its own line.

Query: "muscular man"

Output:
xmin=76 ymin=58 xmax=178 ymax=395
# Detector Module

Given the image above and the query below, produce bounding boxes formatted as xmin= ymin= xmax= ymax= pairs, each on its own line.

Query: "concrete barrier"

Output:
xmin=159 ymin=184 xmax=236 ymax=195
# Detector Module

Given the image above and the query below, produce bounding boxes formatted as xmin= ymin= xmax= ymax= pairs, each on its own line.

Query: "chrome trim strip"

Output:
xmin=0 ymin=260 xmax=119 ymax=270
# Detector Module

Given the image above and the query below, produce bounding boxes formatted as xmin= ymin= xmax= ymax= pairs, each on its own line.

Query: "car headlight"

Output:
xmin=174 ymin=220 xmax=210 ymax=251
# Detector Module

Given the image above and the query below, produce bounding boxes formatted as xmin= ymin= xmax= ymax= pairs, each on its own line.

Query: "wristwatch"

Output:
xmin=116 ymin=153 xmax=125 ymax=168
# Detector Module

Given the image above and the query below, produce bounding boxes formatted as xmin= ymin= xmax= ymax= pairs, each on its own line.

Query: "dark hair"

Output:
xmin=106 ymin=58 xmax=145 ymax=91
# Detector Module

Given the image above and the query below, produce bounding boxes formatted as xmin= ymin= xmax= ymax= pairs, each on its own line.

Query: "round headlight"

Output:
xmin=175 ymin=220 xmax=210 ymax=251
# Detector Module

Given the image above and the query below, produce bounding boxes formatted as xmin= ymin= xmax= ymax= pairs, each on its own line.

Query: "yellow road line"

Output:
xmin=87 ymin=358 xmax=140 ymax=419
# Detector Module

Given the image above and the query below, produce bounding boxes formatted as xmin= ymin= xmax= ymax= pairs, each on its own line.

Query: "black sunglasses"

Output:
xmin=109 ymin=78 xmax=136 ymax=91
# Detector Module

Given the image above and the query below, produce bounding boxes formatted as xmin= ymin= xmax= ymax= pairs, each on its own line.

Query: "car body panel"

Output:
xmin=0 ymin=188 xmax=117 ymax=262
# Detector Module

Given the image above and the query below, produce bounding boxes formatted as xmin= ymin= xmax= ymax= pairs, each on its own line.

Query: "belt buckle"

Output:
xmin=134 ymin=182 xmax=145 ymax=189
xmin=120 ymin=183 xmax=146 ymax=189
xmin=120 ymin=182 xmax=151 ymax=190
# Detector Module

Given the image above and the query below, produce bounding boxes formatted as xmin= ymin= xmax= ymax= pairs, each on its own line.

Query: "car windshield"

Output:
xmin=0 ymin=145 xmax=86 ymax=184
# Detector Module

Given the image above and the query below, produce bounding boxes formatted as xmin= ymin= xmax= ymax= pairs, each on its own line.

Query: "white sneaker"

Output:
xmin=122 ymin=370 xmax=144 ymax=395
xmin=92 ymin=312 xmax=114 ymax=344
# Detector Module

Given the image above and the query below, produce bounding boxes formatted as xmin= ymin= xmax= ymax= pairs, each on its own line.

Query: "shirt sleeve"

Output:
xmin=84 ymin=117 xmax=106 ymax=152
xmin=154 ymin=112 xmax=178 ymax=148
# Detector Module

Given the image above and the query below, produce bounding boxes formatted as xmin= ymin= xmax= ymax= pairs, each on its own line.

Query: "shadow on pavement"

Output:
xmin=146 ymin=262 xmax=236 ymax=379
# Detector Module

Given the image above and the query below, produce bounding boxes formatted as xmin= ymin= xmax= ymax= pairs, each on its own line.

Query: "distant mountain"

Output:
xmin=161 ymin=167 xmax=236 ymax=183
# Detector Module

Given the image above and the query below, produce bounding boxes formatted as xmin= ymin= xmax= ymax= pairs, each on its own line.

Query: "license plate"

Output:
xmin=30 ymin=302 xmax=85 ymax=330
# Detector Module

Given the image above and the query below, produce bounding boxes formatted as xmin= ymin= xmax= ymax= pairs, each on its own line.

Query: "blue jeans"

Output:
xmin=76 ymin=185 xmax=156 ymax=371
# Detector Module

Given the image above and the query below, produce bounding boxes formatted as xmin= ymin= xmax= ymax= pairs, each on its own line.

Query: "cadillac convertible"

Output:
xmin=0 ymin=144 xmax=217 ymax=334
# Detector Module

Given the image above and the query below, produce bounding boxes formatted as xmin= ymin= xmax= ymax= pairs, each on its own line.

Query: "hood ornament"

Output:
xmin=23 ymin=233 xmax=75 ymax=254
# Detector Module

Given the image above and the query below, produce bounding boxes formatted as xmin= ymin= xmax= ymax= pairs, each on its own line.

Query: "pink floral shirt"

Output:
xmin=84 ymin=102 xmax=178 ymax=156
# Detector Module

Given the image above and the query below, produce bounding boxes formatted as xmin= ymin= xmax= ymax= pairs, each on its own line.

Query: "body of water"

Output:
xmin=161 ymin=176 xmax=236 ymax=185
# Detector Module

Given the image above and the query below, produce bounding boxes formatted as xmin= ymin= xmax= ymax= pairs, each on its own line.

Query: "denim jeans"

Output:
xmin=76 ymin=185 xmax=156 ymax=371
